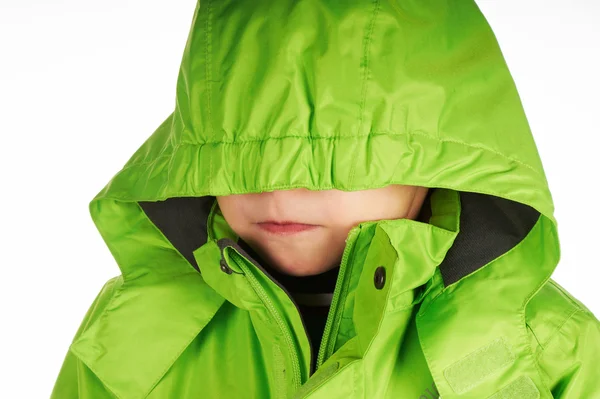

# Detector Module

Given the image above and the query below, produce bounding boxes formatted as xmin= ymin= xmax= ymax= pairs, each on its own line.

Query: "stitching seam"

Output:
xmin=349 ymin=0 xmax=381 ymax=188
xmin=120 ymin=130 xmax=542 ymax=177
xmin=535 ymin=308 xmax=581 ymax=362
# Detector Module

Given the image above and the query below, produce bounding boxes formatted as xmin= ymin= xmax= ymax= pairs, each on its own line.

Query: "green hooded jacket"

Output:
xmin=51 ymin=1 xmax=600 ymax=398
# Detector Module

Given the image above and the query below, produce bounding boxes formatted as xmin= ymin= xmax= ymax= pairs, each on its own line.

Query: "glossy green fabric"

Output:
xmin=51 ymin=0 xmax=600 ymax=398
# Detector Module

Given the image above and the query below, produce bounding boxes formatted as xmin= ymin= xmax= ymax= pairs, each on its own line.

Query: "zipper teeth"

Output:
xmin=229 ymin=238 xmax=316 ymax=378
xmin=316 ymin=227 xmax=360 ymax=369
xmin=230 ymin=250 xmax=302 ymax=389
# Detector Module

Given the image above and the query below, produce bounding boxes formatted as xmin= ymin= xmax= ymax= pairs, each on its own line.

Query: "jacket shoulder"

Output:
xmin=525 ymin=278 xmax=600 ymax=396
xmin=525 ymin=278 xmax=594 ymax=354
xmin=50 ymin=275 xmax=123 ymax=399
xmin=72 ymin=275 xmax=123 ymax=338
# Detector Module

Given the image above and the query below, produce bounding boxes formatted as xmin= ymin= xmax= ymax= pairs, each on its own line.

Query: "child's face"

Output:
xmin=216 ymin=185 xmax=429 ymax=276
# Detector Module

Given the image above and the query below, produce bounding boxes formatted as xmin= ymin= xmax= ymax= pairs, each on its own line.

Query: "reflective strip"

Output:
xmin=487 ymin=376 xmax=540 ymax=399
xmin=443 ymin=337 xmax=515 ymax=393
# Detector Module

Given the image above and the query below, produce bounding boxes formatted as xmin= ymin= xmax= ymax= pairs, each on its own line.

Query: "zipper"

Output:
xmin=224 ymin=225 xmax=361 ymax=386
xmin=228 ymin=248 xmax=312 ymax=389
xmin=315 ymin=226 xmax=360 ymax=369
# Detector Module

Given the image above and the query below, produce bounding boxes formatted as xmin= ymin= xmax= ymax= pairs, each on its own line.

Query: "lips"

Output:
xmin=257 ymin=221 xmax=319 ymax=235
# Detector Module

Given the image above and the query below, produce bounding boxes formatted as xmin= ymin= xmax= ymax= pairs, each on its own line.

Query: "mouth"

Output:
xmin=257 ymin=220 xmax=320 ymax=235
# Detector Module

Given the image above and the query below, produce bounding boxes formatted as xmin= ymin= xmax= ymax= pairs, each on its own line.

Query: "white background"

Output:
xmin=1 ymin=1 xmax=599 ymax=397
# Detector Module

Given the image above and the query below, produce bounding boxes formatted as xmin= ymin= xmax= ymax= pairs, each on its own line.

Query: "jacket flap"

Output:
xmin=70 ymin=270 xmax=225 ymax=399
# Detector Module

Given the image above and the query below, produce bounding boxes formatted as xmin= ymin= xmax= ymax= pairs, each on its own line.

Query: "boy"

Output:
xmin=51 ymin=1 xmax=600 ymax=398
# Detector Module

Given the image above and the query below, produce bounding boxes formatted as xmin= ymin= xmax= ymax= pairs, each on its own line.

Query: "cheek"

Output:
xmin=325 ymin=193 xmax=373 ymax=227
xmin=216 ymin=197 xmax=247 ymax=230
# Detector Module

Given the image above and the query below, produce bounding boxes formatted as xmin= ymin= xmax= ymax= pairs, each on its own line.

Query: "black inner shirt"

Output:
xmin=237 ymin=238 xmax=339 ymax=375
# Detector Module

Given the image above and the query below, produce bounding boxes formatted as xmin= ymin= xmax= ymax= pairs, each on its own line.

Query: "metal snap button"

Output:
xmin=220 ymin=259 xmax=233 ymax=274
xmin=374 ymin=266 xmax=386 ymax=289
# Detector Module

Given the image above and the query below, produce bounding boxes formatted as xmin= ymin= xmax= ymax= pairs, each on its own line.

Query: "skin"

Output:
xmin=216 ymin=185 xmax=429 ymax=277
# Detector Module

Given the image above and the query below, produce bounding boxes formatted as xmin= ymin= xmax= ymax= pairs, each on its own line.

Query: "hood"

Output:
xmin=80 ymin=1 xmax=561 ymax=398
xmin=90 ymin=0 xmax=558 ymax=281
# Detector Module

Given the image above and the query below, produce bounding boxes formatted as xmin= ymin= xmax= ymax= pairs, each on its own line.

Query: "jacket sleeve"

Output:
xmin=536 ymin=307 xmax=600 ymax=397
xmin=50 ymin=275 xmax=122 ymax=399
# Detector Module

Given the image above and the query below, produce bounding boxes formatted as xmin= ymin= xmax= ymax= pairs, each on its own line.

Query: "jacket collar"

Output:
xmin=200 ymin=187 xmax=460 ymax=312
xmin=197 ymin=188 xmax=461 ymax=385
